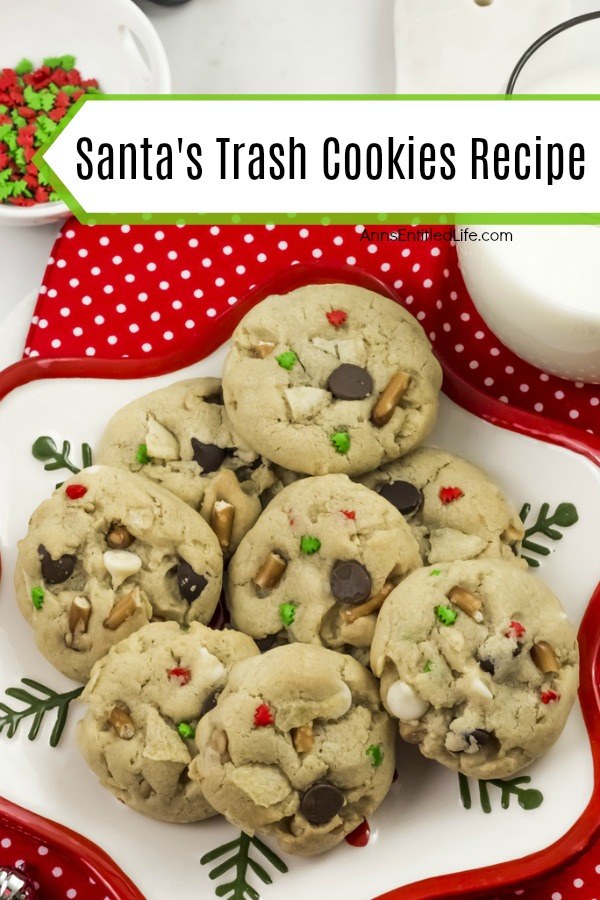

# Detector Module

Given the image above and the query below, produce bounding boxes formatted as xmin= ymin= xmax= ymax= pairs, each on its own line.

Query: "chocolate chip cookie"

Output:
xmin=15 ymin=465 xmax=223 ymax=682
xmin=371 ymin=559 xmax=579 ymax=778
xmin=360 ymin=447 xmax=524 ymax=564
xmin=222 ymin=284 xmax=442 ymax=476
xmin=78 ymin=621 xmax=258 ymax=822
xmin=97 ymin=378 xmax=277 ymax=556
xmin=227 ymin=474 xmax=421 ymax=664
xmin=190 ymin=643 xmax=395 ymax=855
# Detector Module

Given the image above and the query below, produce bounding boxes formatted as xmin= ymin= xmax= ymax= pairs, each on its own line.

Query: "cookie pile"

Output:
xmin=14 ymin=283 xmax=579 ymax=857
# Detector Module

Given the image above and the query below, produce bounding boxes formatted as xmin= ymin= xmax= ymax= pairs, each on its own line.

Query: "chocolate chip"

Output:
xmin=477 ymin=656 xmax=495 ymax=675
xmin=176 ymin=560 xmax=208 ymax=603
xmin=300 ymin=783 xmax=345 ymax=825
xmin=255 ymin=633 xmax=279 ymax=653
xmin=330 ymin=560 xmax=371 ymax=605
xmin=106 ymin=524 xmax=134 ymax=550
xmin=191 ymin=438 xmax=227 ymax=473
xmin=327 ymin=364 xmax=373 ymax=401
xmin=200 ymin=690 xmax=220 ymax=718
xmin=469 ymin=728 xmax=492 ymax=747
xmin=38 ymin=544 xmax=76 ymax=585
xmin=378 ymin=481 xmax=424 ymax=517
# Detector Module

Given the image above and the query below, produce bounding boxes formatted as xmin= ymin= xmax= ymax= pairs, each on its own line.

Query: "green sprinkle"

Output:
xmin=37 ymin=90 xmax=55 ymax=112
xmin=430 ymin=568 xmax=442 ymax=576
xmin=366 ymin=744 xmax=384 ymax=768
xmin=12 ymin=114 xmax=27 ymax=129
xmin=15 ymin=58 xmax=33 ymax=76
xmin=60 ymin=55 xmax=76 ymax=71
xmin=279 ymin=602 xmax=297 ymax=627
xmin=136 ymin=443 xmax=150 ymax=464
xmin=61 ymin=84 xmax=78 ymax=96
xmin=300 ymin=535 xmax=321 ymax=555
xmin=423 ymin=660 xmax=433 ymax=673
xmin=0 ymin=105 xmax=7 ymax=115
xmin=24 ymin=85 xmax=43 ymax=112
xmin=11 ymin=180 xmax=30 ymax=198
xmin=434 ymin=604 xmax=457 ymax=626
xmin=330 ymin=431 xmax=350 ymax=454
xmin=31 ymin=587 xmax=45 ymax=610
xmin=178 ymin=722 xmax=195 ymax=740
xmin=48 ymin=192 xmax=61 ymax=203
xmin=275 ymin=350 xmax=297 ymax=371
xmin=43 ymin=57 xmax=62 ymax=69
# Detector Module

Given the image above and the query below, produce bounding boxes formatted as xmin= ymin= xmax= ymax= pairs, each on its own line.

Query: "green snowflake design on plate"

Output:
xmin=458 ymin=773 xmax=543 ymax=813
xmin=519 ymin=501 xmax=578 ymax=567
xmin=201 ymin=831 xmax=288 ymax=900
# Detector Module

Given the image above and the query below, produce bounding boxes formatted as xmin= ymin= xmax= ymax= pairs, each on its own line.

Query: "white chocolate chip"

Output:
xmin=284 ymin=387 xmax=330 ymax=420
xmin=469 ymin=677 xmax=494 ymax=702
xmin=127 ymin=507 xmax=155 ymax=532
xmin=312 ymin=337 xmax=339 ymax=356
xmin=335 ymin=338 xmax=367 ymax=367
xmin=386 ymin=680 xmax=429 ymax=722
xmin=103 ymin=550 xmax=142 ymax=589
xmin=145 ymin=417 xmax=180 ymax=460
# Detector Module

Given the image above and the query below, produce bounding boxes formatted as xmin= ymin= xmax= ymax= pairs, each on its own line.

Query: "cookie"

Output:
xmin=371 ymin=560 xmax=579 ymax=778
xmin=360 ymin=447 xmax=524 ymax=565
xmin=78 ymin=621 xmax=258 ymax=822
xmin=15 ymin=465 xmax=223 ymax=682
xmin=97 ymin=378 xmax=277 ymax=555
xmin=227 ymin=474 xmax=422 ymax=663
xmin=190 ymin=643 xmax=395 ymax=855
xmin=222 ymin=284 xmax=442 ymax=476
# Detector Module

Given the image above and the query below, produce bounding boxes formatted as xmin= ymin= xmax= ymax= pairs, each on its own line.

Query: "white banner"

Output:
xmin=39 ymin=98 xmax=600 ymax=215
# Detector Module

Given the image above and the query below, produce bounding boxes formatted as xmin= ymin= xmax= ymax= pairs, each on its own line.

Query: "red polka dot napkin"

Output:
xmin=13 ymin=221 xmax=600 ymax=898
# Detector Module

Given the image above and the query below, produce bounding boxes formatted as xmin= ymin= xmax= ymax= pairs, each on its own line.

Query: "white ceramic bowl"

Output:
xmin=0 ymin=0 xmax=171 ymax=227
xmin=457 ymin=225 xmax=600 ymax=384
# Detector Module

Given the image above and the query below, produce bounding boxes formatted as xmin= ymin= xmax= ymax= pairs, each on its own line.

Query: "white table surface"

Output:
xmin=0 ymin=0 xmax=598 ymax=346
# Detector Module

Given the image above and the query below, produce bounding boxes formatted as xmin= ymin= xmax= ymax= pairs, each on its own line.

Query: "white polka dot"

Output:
xmin=210 ymin=226 xmax=220 ymax=236
xmin=159 ymin=281 xmax=170 ymax=290
xmin=552 ymin=893 xmax=562 ymax=900
xmin=56 ymin=259 xmax=66 ymax=268
xmin=475 ymin=330 xmax=485 ymax=339
xmin=47 ymin=288 xmax=57 ymax=298
xmin=172 ymin=300 xmax=182 ymax=310
xmin=121 ymin=225 xmax=130 ymax=233
xmin=51 ymin=339 xmax=61 ymax=349
xmin=235 ymin=265 xmax=246 ymax=275
xmin=595 ymin=864 xmax=600 ymax=874
xmin=141 ymin=342 xmax=152 ymax=352
xmin=555 ymin=390 xmax=565 ymax=400
xmin=278 ymin=241 xmax=288 ymax=251
xmin=99 ymin=236 xmax=110 ymax=246
xmin=416 ymin=311 xmax=426 ymax=321
xmin=534 ymin=402 xmax=544 ymax=412
xmin=443 ymin=323 xmax=451 ymax=332
xmin=469 ymin=360 xmax=479 ymax=369
xmin=401 ymin=249 xmax=410 ymax=258
xmin=394 ymin=280 xmax=403 ymax=289
xmin=138 ymin=293 xmax=148 ymax=302
xmin=85 ymin=347 xmax=96 ymax=357
xmin=168 ymin=250 xmax=178 ymax=260
xmin=367 ymin=244 xmax=377 ymax=255
xmin=1 ymin=838 xmax=11 ymax=848
xmin=60 ymin=307 xmax=70 ymax=317
xmin=423 ymin=278 xmax=432 ymax=288
xmin=346 ymin=256 xmax=356 ymax=265
xmin=112 ymin=255 xmax=122 ymax=265
xmin=244 ymin=234 xmax=254 ymax=243
xmin=569 ymin=409 xmax=580 ymax=419
xmin=490 ymin=348 xmax=500 ymax=357
xmin=129 ymin=323 xmax=139 ymax=333
xmin=461 ymin=313 xmax=470 ymax=322
xmin=429 ymin=332 xmax=436 ymax=341
xmin=430 ymin=247 xmax=440 ymax=256
xmin=505 ymin=365 xmax=514 ymax=374
xmin=94 ymin=315 xmax=105 ymax=325
xmin=52 ymin=867 xmax=63 ymax=878
xmin=150 ymin=312 xmax=161 ymax=322
xmin=202 ymin=258 xmax=212 ymax=268
xmin=228 ymin=296 xmax=237 ymax=306
xmin=65 ymin=229 xmax=75 ymax=239
xmin=82 ymin=296 xmax=92 ymax=305
xmin=107 ymin=335 xmax=117 ymax=345
xmin=381 ymin=263 xmax=391 ymax=272
xmin=223 ymin=245 xmax=233 ymax=255
xmin=257 ymin=253 xmax=267 ymax=263
xmin=499 ymin=395 xmax=509 ymax=403
xmin=412 ymin=262 xmax=420 ymax=272
xmin=484 ymin=377 xmax=494 ymax=386
xmin=454 ymin=344 xmax=464 ymax=353
xmin=189 ymin=238 xmax=199 ymax=248
xmin=73 ymin=327 xmax=83 ymax=337
xmin=193 ymin=289 xmax=204 ymax=298
xmin=69 ymin=278 xmax=79 ymax=288
xmin=450 ymin=291 xmax=458 ymax=301
xmin=78 ymin=248 xmax=88 ymax=258
xmin=575 ymin=381 xmax=584 ymax=388
xmin=405 ymin=295 xmax=414 ymax=305
xmin=39 ymin=285 xmax=47 ymax=295
xmin=573 ymin=879 xmax=584 ymax=888
xmin=185 ymin=319 xmax=195 ymax=329
xmin=333 ymin=236 xmax=344 ymax=246
xmin=134 ymin=243 xmax=144 ymax=253
xmin=299 ymin=228 xmax=309 ymax=238
xmin=67 ymin=890 xmax=77 ymax=898
xmin=206 ymin=308 xmax=217 ymax=317
xmin=125 ymin=274 xmax=135 ymax=283
xmin=91 ymin=266 xmax=101 ymax=276
xmin=354 ymin=225 xmax=365 ymax=234
xmin=435 ymin=300 xmax=443 ymax=310
xmin=154 ymin=230 xmax=164 ymax=241
xmin=312 ymin=248 xmax=323 ymax=259
xmin=265 ymin=223 xmax=275 ymax=231
xmin=540 ymin=373 xmax=550 ymax=381
xmin=38 ymin=318 xmax=48 ymax=329
xmin=180 ymin=270 xmax=191 ymax=280
xmin=591 ymin=397 xmax=599 ymax=406
xmin=146 ymin=262 xmax=157 ymax=272
xmin=215 ymin=277 xmax=225 ymax=287
xmin=103 ymin=285 xmax=113 ymax=295
xmin=163 ymin=331 xmax=174 ymax=340
xmin=520 ymin=384 xmax=529 ymax=392
xmin=29 ymin=350 xmax=39 ymax=358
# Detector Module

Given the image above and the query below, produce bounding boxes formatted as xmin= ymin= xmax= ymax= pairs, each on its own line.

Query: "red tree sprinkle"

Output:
xmin=168 ymin=667 xmax=191 ymax=686
xmin=65 ymin=484 xmax=87 ymax=499
xmin=341 ymin=509 xmax=356 ymax=520
xmin=541 ymin=690 xmax=560 ymax=704
xmin=253 ymin=703 xmax=274 ymax=727
xmin=326 ymin=309 xmax=347 ymax=327
xmin=439 ymin=486 xmax=464 ymax=504
xmin=506 ymin=620 xmax=526 ymax=640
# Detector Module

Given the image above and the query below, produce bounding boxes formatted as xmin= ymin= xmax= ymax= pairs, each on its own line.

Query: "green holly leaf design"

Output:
xmin=201 ymin=830 xmax=288 ymax=900
xmin=32 ymin=435 xmax=93 ymax=476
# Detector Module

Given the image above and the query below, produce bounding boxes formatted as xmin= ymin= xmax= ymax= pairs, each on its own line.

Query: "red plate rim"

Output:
xmin=0 ymin=261 xmax=599 ymax=900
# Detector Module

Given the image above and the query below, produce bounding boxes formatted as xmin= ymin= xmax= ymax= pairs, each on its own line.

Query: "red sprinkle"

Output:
xmin=326 ymin=309 xmax=347 ymax=328
xmin=506 ymin=620 xmax=526 ymax=640
xmin=541 ymin=690 xmax=560 ymax=704
xmin=253 ymin=703 xmax=274 ymax=727
xmin=168 ymin=667 xmax=191 ymax=686
xmin=439 ymin=486 xmax=464 ymax=504
xmin=341 ymin=509 xmax=356 ymax=520
xmin=65 ymin=484 xmax=87 ymax=499
xmin=345 ymin=819 xmax=370 ymax=847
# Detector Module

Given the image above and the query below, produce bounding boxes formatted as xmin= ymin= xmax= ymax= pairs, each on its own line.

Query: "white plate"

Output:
xmin=0 ymin=348 xmax=598 ymax=900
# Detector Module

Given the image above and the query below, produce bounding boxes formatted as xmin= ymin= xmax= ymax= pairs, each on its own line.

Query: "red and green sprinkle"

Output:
xmin=276 ymin=350 xmax=298 ymax=371
xmin=0 ymin=56 xmax=101 ymax=205
xmin=279 ymin=602 xmax=297 ymax=627
xmin=65 ymin=483 xmax=87 ymax=500
xmin=434 ymin=604 xmax=458 ymax=626
xmin=136 ymin=444 xmax=150 ymax=465
xmin=330 ymin=431 xmax=350 ymax=454
xmin=300 ymin=535 xmax=321 ymax=555
xmin=326 ymin=309 xmax=347 ymax=328
xmin=253 ymin=703 xmax=275 ymax=727
xmin=178 ymin=722 xmax=195 ymax=739
xmin=168 ymin=667 xmax=192 ymax=686
xmin=366 ymin=743 xmax=384 ymax=768
xmin=31 ymin=586 xmax=45 ymax=610
xmin=439 ymin=486 xmax=464 ymax=504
